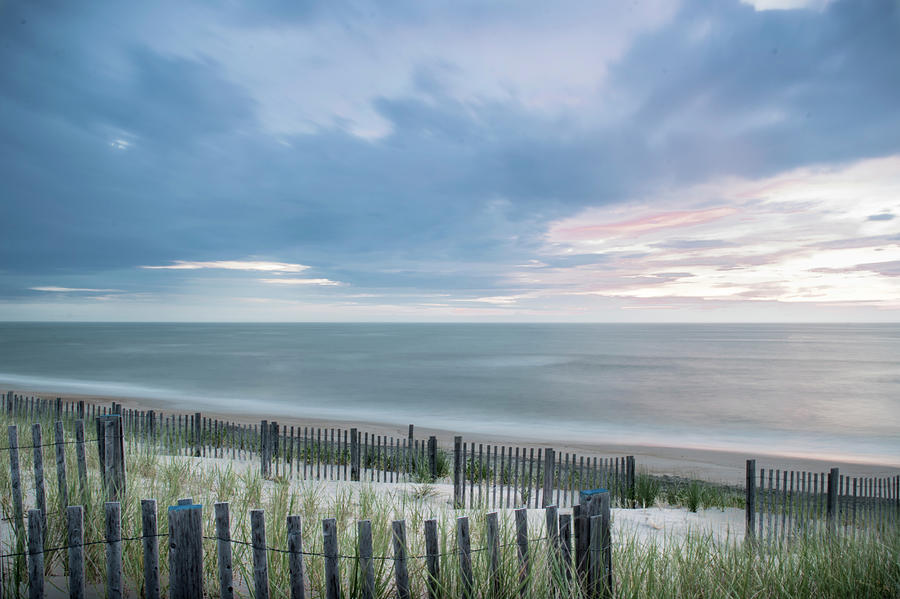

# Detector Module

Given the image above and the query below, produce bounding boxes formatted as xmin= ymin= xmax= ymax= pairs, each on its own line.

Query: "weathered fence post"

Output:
xmin=543 ymin=448 xmax=555 ymax=508
xmin=560 ymin=513 xmax=573 ymax=584
xmin=107 ymin=416 xmax=126 ymax=501
xmin=8 ymin=425 xmax=24 ymax=530
xmin=407 ymin=424 xmax=415 ymax=476
xmin=106 ymin=502 xmax=123 ymax=599
xmin=287 ymin=515 xmax=306 ymax=599
xmin=546 ymin=504 xmax=560 ymax=580
xmin=260 ymin=420 xmax=269 ymax=477
xmin=827 ymin=467 xmax=839 ymax=534
xmin=97 ymin=415 xmax=126 ymax=501
xmin=457 ymin=516 xmax=473 ymax=599
xmin=515 ymin=507 xmax=529 ymax=598
xmin=54 ymin=421 xmax=69 ymax=511
xmin=428 ymin=435 xmax=438 ymax=482
xmin=141 ymin=499 xmax=160 ymax=599
xmin=486 ymin=511 xmax=501 ymax=597
xmin=589 ymin=514 xmax=602 ymax=598
xmin=75 ymin=419 xmax=88 ymax=498
xmin=392 ymin=520 xmax=411 ymax=599
xmin=169 ymin=503 xmax=203 ymax=599
xmin=194 ymin=412 xmax=202 ymax=456
xmin=68 ymin=505 xmax=86 ymax=599
xmin=31 ymin=423 xmax=47 ymax=542
xmin=251 ymin=509 xmax=270 ymax=599
xmin=323 ymin=517 xmax=341 ymax=599
xmin=599 ymin=490 xmax=612 ymax=597
xmin=453 ymin=436 xmax=463 ymax=508
xmin=359 ymin=519 xmax=376 ymax=599
xmin=424 ymin=519 xmax=440 ymax=599
xmin=350 ymin=428 xmax=360 ymax=481
xmin=746 ymin=459 xmax=756 ymax=543
xmin=215 ymin=503 xmax=234 ymax=599
xmin=626 ymin=456 xmax=636 ymax=508
xmin=27 ymin=509 xmax=43 ymax=599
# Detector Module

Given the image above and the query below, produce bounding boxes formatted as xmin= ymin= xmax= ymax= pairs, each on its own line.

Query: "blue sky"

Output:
xmin=1 ymin=0 xmax=899 ymax=321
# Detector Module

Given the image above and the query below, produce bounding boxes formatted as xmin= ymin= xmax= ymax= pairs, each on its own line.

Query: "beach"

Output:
xmin=6 ymin=387 xmax=897 ymax=487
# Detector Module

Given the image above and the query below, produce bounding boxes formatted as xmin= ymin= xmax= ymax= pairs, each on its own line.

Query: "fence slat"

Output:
xmin=27 ymin=509 xmax=43 ymax=599
xmin=215 ymin=502 xmax=234 ymax=599
xmin=424 ymin=519 xmax=440 ymax=599
xmin=542 ymin=449 xmax=554 ymax=508
xmin=106 ymin=502 xmax=123 ymax=599
xmin=359 ymin=519 xmax=376 ymax=599
xmin=457 ymin=516 xmax=473 ymax=599
xmin=487 ymin=511 xmax=501 ymax=597
xmin=54 ymin=420 xmax=69 ymax=510
xmin=251 ymin=509 xmax=270 ymax=599
xmin=392 ymin=520 xmax=410 ymax=599
xmin=746 ymin=459 xmax=756 ymax=542
xmin=141 ymin=499 xmax=160 ymax=599
xmin=515 ymin=507 xmax=529 ymax=598
xmin=32 ymin=423 xmax=47 ymax=541
xmin=560 ymin=513 xmax=573 ymax=584
xmin=287 ymin=515 xmax=306 ymax=599
xmin=75 ymin=420 xmax=87 ymax=498
xmin=68 ymin=505 xmax=85 ymax=599
xmin=323 ymin=517 xmax=341 ymax=599
xmin=169 ymin=503 xmax=203 ymax=599
xmin=8 ymin=426 xmax=24 ymax=529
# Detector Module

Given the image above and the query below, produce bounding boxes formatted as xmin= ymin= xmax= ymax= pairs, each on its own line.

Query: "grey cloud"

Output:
xmin=811 ymin=261 xmax=900 ymax=277
xmin=1 ymin=0 xmax=899 ymax=302
xmin=867 ymin=213 xmax=895 ymax=221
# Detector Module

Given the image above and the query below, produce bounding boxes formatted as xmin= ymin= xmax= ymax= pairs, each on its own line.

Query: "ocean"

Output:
xmin=0 ymin=322 xmax=897 ymax=465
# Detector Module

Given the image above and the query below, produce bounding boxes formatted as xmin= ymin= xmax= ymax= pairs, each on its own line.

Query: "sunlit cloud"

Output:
xmin=259 ymin=278 xmax=342 ymax=286
xmin=530 ymin=155 xmax=900 ymax=308
xmin=741 ymin=0 xmax=833 ymax=11
xmin=141 ymin=260 xmax=309 ymax=273
xmin=30 ymin=287 xmax=123 ymax=293
xmin=555 ymin=207 xmax=737 ymax=241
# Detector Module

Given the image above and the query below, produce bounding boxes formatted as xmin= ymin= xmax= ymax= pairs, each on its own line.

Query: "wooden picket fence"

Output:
xmin=450 ymin=438 xmax=635 ymax=510
xmin=4 ymin=496 xmax=614 ymax=599
xmin=745 ymin=460 xmax=900 ymax=543
xmin=3 ymin=392 xmax=635 ymax=511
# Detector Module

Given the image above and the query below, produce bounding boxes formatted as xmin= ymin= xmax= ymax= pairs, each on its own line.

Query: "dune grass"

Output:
xmin=1 ymin=410 xmax=897 ymax=598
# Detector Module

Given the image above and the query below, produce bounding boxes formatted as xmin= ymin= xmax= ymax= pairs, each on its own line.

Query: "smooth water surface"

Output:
xmin=0 ymin=323 xmax=897 ymax=464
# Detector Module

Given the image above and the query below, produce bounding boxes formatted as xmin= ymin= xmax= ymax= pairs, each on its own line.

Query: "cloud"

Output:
xmin=528 ymin=155 xmax=900 ymax=307
xmin=1 ymin=0 xmax=899 ymax=321
xmin=141 ymin=261 xmax=310 ymax=273
xmin=555 ymin=207 xmax=737 ymax=241
xmin=741 ymin=0 xmax=833 ymax=11
xmin=868 ymin=213 xmax=895 ymax=222
xmin=259 ymin=278 xmax=342 ymax=286
xmin=29 ymin=287 xmax=123 ymax=293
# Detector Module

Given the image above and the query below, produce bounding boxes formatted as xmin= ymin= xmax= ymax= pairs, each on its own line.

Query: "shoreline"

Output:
xmin=5 ymin=387 xmax=899 ymax=486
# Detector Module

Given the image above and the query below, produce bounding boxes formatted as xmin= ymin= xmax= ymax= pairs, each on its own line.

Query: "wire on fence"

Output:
xmin=0 ymin=437 xmax=101 ymax=452
xmin=0 ymin=533 xmax=170 ymax=559
xmin=203 ymin=534 xmax=551 ymax=562
xmin=0 ymin=528 xmax=550 ymax=564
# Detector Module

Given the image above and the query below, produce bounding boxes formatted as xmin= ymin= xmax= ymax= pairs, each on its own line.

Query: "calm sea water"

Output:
xmin=0 ymin=323 xmax=897 ymax=464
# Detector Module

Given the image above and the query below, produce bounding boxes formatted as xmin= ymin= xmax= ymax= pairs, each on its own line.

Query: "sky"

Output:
xmin=1 ymin=0 xmax=899 ymax=322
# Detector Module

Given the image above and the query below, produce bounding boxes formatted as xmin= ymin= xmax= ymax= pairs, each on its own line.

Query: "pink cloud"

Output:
xmin=554 ymin=206 xmax=736 ymax=240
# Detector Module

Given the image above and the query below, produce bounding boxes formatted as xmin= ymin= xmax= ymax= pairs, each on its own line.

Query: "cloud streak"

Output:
xmin=141 ymin=261 xmax=310 ymax=273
